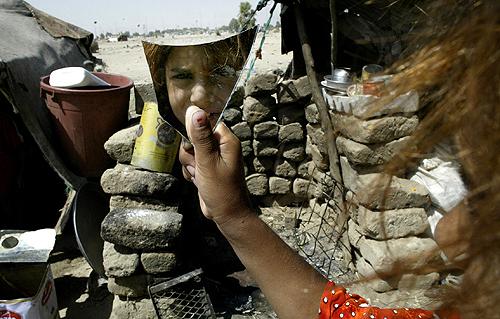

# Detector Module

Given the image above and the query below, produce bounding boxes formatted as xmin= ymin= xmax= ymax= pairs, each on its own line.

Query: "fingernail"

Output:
xmin=186 ymin=165 xmax=195 ymax=178
xmin=192 ymin=110 xmax=207 ymax=128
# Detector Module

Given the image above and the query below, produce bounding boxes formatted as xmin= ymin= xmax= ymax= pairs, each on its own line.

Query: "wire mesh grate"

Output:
xmin=149 ymin=269 xmax=216 ymax=319
xmin=294 ymin=163 xmax=355 ymax=280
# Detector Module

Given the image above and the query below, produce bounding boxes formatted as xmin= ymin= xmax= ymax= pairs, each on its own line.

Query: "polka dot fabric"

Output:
xmin=318 ymin=281 xmax=436 ymax=319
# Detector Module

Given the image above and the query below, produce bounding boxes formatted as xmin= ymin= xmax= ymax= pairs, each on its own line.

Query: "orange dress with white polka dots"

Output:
xmin=318 ymin=281 xmax=459 ymax=319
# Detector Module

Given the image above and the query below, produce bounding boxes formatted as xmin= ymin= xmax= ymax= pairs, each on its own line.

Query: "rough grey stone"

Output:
xmin=223 ymin=107 xmax=242 ymax=125
xmin=241 ymin=140 xmax=253 ymax=157
xmin=282 ymin=143 xmax=306 ymax=162
xmin=103 ymin=242 xmax=140 ymax=278
xmin=110 ymin=195 xmax=174 ymax=211
xmin=104 ymin=125 xmax=139 ymax=163
xmin=252 ymin=156 xmax=274 ymax=173
xmin=339 ymin=156 xmax=382 ymax=192
xmin=101 ymin=164 xmax=178 ymax=197
xmin=306 ymin=137 xmax=329 ymax=171
xmin=107 ymin=275 xmax=150 ymax=297
xmin=356 ymin=256 xmax=396 ymax=293
xmin=331 ymin=113 xmax=419 ymax=144
xmin=305 ymin=103 xmax=320 ymax=124
xmin=141 ymin=252 xmax=177 ymax=274
xmin=246 ymin=173 xmax=269 ymax=196
xmin=242 ymin=95 xmax=276 ymax=124
xmin=308 ymin=165 xmax=335 ymax=189
xmin=245 ymin=72 xmax=278 ymax=96
xmin=293 ymin=178 xmax=316 ymax=198
xmin=398 ymin=273 xmax=440 ymax=290
xmin=101 ymin=208 xmax=183 ymax=250
xmin=274 ymin=159 xmax=297 ymax=178
xmin=253 ymin=139 xmax=278 ymax=157
xmin=347 ymin=219 xmax=363 ymax=249
xmin=231 ymin=122 xmax=252 ymax=140
xmin=277 ymin=104 xmax=305 ymax=125
xmin=297 ymin=161 xmax=311 ymax=178
xmin=358 ymin=206 xmax=429 ymax=240
xmin=227 ymin=86 xmax=245 ymax=108
xmin=110 ymin=296 xmax=156 ymax=319
xmin=253 ymin=121 xmax=279 ymax=139
xmin=306 ymin=124 xmax=327 ymax=155
xmin=359 ymin=236 xmax=441 ymax=274
xmin=133 ymin=82 xmax=155 ymax=114
xmin=269 ymin=177 xmax=291 ymax=194
xmin=336 ymin=136 xmax=411 ymax=166
xmin=356 ymin=174 xmax=431 ymax=210
xmin=279 ymin=123 xmax=304 ymax=142
xmin=277 ymin=76 xmax=312 ymax=104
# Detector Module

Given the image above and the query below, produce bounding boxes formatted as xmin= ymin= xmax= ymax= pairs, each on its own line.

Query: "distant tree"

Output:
xmin=99 ymin=33 xmax=105 ymax=39
xmin=228 ymin=18 xmax=240 ymax=33
xmin=105 ymin=32 xmax=112 ymax=38
xmin=238 ymin=1 xmax=255 ymax=30
xmin=132 ymin=32 xmax=140 ymax=37
xmin=122 ymin=31 xmax=131 ymax=37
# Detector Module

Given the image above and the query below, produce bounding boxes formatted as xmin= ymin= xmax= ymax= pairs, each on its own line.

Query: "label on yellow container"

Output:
xmin=131 ymin=102 xmax=180 ymax=173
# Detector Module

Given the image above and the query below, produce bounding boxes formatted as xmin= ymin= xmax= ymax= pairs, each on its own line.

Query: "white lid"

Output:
xmin=49 ymin=67 xmax=111 ymax=88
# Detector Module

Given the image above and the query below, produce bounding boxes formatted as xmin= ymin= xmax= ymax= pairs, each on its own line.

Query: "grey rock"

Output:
xmin=356 ymin=174 xmax=430 ymax=210
xmin=339 ymin=156 xmax=382 ymax=192
xmin=110 ymin=195 xmax=175 ymax=211
xmin=104 ymin=125 xmax=139 ymax=163
xmin=223 ymin=107 xmax=242 ymax=125
xmin=253 ymin=121 xmax=279 ymax=139
xmin=245 ymin=72 xmax=278 ymax=96
xmin=133 ymin=82 xmax=156 ymax=114
xmin=252 ymin=156 xmax=274 ymax=173
xmin=306 ymin=137 xmax=329 ymax=171
xmin=398 ymin=272 xmax=440 ymax=290
xmin=101 ymin=164 xmax=178 ymax=197
xmin=110 ymin=295 xmax=156 ymax=319
xmin=336 ymin=136 xmax=411 ymax=166
xmin=107 ymin=274 xmax=150 ymax=297
xmin=242 ymin=95 xmax=276 ymax=124
xmin=359 ymin=236 xmax=441 ymax=274
xmin=241 ymin=140 xmax=253 ymax=157
xmin=308 ymin=165 xmax=335 ymax=189
xmin=282 ymin=143 xmax=306 ymax=162
xmin=274 ymin=159 xmax=297 ymax=178
xmin=347 ymin=219 xmax=363 ymax=249
xmin=306 ymin=124 xmax=327 ymax=155
xmin=279 ymin=123 xmax=303 ymax=142
xmin=141 ymin=252 xmax=177 ymax=274
xmin=269 ymin=177 xmax=291 ymax=194
xmin=331 ymin=113 xmax=419 ymax=144
xmin=103 ymin=242 xmax=140 ymax=278
xmin=101 ymin=208 xmax=183 ymax=250
xmin=357 ymin=206 xmax=429 ymax=240
xmin=297 ymin=161 xmax=311 ymax=178
xmin=231 ymin=122 xmax=252 ymax=140
xmin=253 ymin=139 xmax=278 ymax=157
xmin=246 ymin=173 xmax=269 ymax=196
xmin=277 ymin=104 xmax=305 ymax=125
xmin=356 ymin=256 xmax=396 ymax=293
xmin=293 ymin=178 xmax=316 ymax=198
xmin=305 ymin=103 xmax=320 ymax=124
xmin=277 ymin=76 xmax=312 ymax=104
xmin=228 ymin=86 xmax=245 ymax=108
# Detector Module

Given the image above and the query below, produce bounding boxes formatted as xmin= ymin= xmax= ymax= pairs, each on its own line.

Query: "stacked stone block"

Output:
xmin=224 ymin=73 xmax=314 ymax=206
xmin=327 ymin=96 xmax=445 ymax=303
xmin=101 ymin=125 xmax=183 ymax=298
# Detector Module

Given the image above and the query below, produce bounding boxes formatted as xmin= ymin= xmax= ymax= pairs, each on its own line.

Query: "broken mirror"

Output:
xmin=143 ymin=27 xmax=257 ymax=140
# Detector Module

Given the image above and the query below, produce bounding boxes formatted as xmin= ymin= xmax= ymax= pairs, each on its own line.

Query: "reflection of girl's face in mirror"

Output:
xmin=165 ymin=46 xmax=238 ymax=128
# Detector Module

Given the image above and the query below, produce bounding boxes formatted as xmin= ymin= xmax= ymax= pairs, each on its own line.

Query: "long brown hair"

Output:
xmin=378 ymin=0 xmax=500 ymax=317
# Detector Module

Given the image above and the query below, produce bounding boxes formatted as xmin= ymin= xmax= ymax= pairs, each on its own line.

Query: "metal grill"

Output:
xmin=294 ymin=164 xmax=354 ymax=280
xmin=148 ymin=269 xmax=216 ymax=319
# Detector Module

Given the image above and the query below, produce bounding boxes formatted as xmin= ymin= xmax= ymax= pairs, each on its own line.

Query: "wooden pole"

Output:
xmin=330 ymin=0 xmax=337 ymax=73
xmin=293 ymin=3 xmax=342 ymax=184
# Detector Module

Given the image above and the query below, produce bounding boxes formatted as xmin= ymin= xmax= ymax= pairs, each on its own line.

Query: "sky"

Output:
xmin=27 ymin=0 xmax=280 ymax=35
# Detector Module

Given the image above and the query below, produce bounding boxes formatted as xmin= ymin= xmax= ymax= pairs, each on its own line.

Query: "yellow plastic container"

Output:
xmin=131 ymin=102 xmax=180 ymax=173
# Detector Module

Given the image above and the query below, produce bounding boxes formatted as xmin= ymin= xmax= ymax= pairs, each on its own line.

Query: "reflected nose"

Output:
xmin=190 ymin=79 xmax=215 ymax=110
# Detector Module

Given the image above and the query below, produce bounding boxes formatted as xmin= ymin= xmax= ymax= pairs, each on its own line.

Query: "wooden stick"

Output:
xmin=293 ymin=3 xmax=342 ymax=184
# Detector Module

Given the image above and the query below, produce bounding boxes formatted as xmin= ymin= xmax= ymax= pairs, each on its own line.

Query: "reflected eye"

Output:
xmin=171 ymin=72 xmax=193 ymax=80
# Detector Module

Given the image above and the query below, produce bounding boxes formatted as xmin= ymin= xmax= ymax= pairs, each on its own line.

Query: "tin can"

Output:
xmin=131 ymin=102 xmax=180 ymax=173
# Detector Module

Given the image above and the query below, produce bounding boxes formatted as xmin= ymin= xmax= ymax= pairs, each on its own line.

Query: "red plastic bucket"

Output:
xmin=40 ymin=72 xmax=133 ymax=178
